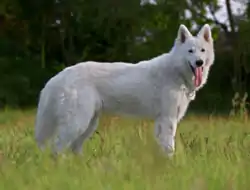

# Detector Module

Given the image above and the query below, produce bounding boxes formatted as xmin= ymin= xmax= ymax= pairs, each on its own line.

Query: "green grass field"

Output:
xmin=0 ymin=109 xmax=250 ymax=190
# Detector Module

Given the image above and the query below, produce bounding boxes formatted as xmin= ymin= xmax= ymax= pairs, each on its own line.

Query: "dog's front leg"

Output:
xmin=154 ymin=117 xmax=178 ymax=157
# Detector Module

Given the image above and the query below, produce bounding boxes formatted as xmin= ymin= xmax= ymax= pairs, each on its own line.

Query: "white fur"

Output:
xmin=35 ymin=24 xmax=214 ymax=156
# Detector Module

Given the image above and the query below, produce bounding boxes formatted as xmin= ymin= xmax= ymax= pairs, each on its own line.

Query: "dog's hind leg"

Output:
xmin=70 ymin=111 xmax=100 ymax=154
xmin=52 ymin=109 xmax=96 ymax=155
xmin=51 ymin=88 xmax=100 ymax=155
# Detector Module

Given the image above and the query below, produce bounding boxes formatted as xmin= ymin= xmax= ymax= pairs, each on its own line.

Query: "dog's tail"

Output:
xmin=35 ymin=87 xmax=57 ymax=150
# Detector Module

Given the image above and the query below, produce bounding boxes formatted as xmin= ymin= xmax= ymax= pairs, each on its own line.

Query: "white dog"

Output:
xmin=35 ymin=24 xmax=214 ymax=156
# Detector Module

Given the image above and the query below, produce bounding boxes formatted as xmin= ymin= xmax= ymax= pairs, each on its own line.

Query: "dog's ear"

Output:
xmin=197 ymin=24 xmax=212 ymax=43
xmin=177 ymin=24 xmax=192 ymax=43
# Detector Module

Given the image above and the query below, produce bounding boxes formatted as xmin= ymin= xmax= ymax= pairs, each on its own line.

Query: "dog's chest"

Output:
xmin=177 ymin=89 xmax=193 ymax=122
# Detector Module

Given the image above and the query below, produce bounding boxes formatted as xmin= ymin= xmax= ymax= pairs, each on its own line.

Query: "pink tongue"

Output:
xmin=194 ymin=67 xmax=202 ymax=87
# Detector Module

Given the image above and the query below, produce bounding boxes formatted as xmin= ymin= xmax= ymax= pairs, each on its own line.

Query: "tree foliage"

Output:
xmin=0 ymin=0 xmax=249 ymax=113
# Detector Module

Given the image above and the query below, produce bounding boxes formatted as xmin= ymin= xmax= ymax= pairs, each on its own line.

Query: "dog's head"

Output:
xmin=173 ymin=24 xmax=214 ymax=91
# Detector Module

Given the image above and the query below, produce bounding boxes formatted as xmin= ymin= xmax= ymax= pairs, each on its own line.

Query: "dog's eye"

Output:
xmin=188 ymin=49 xmax=193 ymax=53
xmin=201 ymin=48 xmax=205 ymax=52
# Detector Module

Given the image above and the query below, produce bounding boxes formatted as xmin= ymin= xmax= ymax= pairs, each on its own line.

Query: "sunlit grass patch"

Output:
xmin=0 ymin=109 xmax=250 ymax=189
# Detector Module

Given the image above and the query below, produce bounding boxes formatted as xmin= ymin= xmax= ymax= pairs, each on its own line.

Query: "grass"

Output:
xmin=0 ymin=109 xmax=250 ymax=190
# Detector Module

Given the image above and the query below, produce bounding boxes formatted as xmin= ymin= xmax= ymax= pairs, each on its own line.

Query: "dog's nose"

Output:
xmin=195 ymin=60 xmax=203 ymax=67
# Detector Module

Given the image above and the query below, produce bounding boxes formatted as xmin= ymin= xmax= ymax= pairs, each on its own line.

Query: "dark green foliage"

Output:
xmin=0 ymin=0 xmax=249 ymax=114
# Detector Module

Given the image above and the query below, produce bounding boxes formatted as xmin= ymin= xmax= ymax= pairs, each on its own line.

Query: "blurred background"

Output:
xmin=0 ymin=0 xmax=249 ymax=115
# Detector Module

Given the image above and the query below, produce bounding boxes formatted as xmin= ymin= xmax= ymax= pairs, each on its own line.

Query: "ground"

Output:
xmin=0 ymin=109 xmax=250 ymax=190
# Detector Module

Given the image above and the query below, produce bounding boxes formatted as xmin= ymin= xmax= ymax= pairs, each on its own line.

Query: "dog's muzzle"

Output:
xmin=188 ymin=62 xmax=195 ymax=75
xmin=187 ymin=61 xmax=204 ymax=88
xmin=188 ymin=61 xmax=204 ymax=76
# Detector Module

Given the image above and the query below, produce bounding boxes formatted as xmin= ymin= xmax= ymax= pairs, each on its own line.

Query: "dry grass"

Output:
xmin=0 ymin=109 xmax=250 ymax=190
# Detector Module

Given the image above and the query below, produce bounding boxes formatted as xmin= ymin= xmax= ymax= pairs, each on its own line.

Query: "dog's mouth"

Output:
xmin=188 ymin=62 xmax=203 ymax=88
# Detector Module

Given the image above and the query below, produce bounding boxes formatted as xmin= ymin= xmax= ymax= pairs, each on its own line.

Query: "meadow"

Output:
xmin=0 ymin=109 xmax=250 ymax=190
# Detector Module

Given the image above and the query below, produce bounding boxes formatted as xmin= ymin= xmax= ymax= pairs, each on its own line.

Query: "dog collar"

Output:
xmin=181 ymin=85 xmax=196 ymax=100
xmin=187 ymin=91 xmax=196 ymax=100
